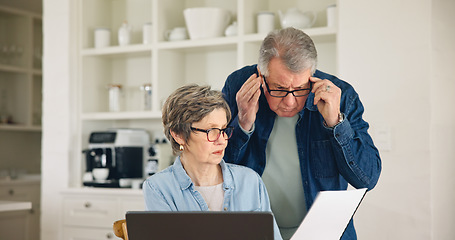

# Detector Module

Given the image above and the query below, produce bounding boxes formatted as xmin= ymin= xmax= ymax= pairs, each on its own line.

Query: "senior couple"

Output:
xmin=142 ymin=27 xmax=382 ymax=240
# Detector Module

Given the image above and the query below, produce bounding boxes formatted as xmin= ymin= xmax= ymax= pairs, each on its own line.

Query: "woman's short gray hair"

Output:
xmin=258 ymin=27 xmax=318 ymax=77
xmin=162 ymin=84 xmax=232 ymax=155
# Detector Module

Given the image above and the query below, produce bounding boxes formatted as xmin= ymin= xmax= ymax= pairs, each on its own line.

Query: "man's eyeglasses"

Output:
xmin=190 ymin=126 xmax=234 ymax=142
xmin=263 ymin=75 xmax=312 ymax=98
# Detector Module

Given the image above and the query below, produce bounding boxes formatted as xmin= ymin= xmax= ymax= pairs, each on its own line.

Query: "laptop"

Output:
xmin=126 ymin=211 xmax=274 ymax=240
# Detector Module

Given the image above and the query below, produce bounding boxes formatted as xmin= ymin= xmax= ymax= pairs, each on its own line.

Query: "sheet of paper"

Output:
xmin=291 ymin=188 xmax=367 ymax=240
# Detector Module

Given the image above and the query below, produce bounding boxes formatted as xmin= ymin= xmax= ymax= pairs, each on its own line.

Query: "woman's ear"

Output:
xmin=170 ymin=130 xmax=185 ymax=146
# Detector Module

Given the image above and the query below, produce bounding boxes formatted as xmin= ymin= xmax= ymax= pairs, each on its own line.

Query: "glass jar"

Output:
xmin=140 ymin=83 xmax=152 ymax=111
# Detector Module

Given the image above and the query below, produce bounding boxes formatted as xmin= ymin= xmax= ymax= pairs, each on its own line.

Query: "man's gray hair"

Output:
xmin=258 ymin=27 xmax=318 ymax=77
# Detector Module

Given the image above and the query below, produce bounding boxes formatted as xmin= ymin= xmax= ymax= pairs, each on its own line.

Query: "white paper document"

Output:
xmin=291 ymin=188 xmax=367 ymax=240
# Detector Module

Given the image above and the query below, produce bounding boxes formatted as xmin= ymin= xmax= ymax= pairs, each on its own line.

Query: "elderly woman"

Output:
xmin=143 ymin=84 xmax=282 ymax=239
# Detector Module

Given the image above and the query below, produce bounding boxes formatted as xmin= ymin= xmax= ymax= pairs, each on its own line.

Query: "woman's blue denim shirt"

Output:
xmin=143 ymin=157 xmax=283 ymax=240
xmin=222 ymin=65 xmax=382 ymax=240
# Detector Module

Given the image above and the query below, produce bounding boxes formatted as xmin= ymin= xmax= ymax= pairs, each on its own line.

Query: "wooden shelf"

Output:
xmin=0 ymin=124 xmax=41 ymax=132
xmin=81 ymin=111 xmax=161 ymax=120
xmin=81 ymin=44 xmax=152 ymax=57
xmin=0 ymin=7 xmax=42 ymax=132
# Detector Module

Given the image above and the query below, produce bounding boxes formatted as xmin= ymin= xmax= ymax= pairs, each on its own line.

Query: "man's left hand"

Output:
xmin=310 ymin=77 xmax=342 ymax=127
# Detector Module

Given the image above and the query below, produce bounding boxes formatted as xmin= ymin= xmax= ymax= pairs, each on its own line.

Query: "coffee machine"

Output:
xmin=83 ymin=128 xmax=151 ymax=188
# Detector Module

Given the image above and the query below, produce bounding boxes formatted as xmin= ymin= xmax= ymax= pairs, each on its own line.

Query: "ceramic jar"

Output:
xmin=118 ymin=21 xmax=132 ymax=46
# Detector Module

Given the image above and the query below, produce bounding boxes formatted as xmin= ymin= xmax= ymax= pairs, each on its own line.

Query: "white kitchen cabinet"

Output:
xmin=0 ymin=6 xmax=42 ymax=131
xmin=0 ymin=210 xmax=30 ymax=240
xmin=63 ymin=196 xmax=118 ymax=228
xmin=74 ymin=0 xmax=338 ymax=188
xmin=61 ymin=188 xmax=144 ymax=240
xmin=63 ymin=226 xmax=118 ymax=240
xmin=0 ymin=177 xmax=41 ymax=240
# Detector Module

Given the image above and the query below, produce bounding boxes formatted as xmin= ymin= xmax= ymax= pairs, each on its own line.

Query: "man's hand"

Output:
xmin=310 ymin=77 xmax=342 ymax=127
xmin=236 ymin=73 xmax=262 ymax=131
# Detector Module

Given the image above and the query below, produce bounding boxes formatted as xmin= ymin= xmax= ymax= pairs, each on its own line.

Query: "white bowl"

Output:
xmin=92 ymin=168 xmax=109 ymax=181
xmin=183 ymin=7 xmax=231 ymax=40
xmin=119 ymin=178 xmax=132 ymax=188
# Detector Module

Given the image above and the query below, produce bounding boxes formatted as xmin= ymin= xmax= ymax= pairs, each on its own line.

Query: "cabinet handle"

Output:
xmin=84 ymin=202 xmax=91 ymax=208
xmin=8 ymin=189 xmax=14 ymax=195
xmin=106 ymin=232 xmax=113 ymax=239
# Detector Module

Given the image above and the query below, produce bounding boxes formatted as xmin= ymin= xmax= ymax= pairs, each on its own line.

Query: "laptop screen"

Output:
xmin=126 ymin=211 xmax=274 ymax=240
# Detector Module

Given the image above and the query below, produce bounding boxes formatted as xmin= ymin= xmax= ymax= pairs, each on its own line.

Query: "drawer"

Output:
xmin=63 ymin=226 xmax=118 ymax=240
xmin=0 ymin=184 xmax=40 ymax=210
xmin=63 ymin=197 xmax=117 ymax=228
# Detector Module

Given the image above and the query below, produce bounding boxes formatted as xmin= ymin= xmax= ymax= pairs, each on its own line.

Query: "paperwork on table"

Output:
xmin=291 ymin=188 xmax=367 ymax=240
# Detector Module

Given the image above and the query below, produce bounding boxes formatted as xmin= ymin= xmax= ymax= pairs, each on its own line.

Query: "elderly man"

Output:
xmin=222 ymin=28 xmax=381 ymax=240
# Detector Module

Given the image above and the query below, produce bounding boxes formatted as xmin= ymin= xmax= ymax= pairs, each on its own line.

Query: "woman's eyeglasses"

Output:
xmin=190 ymin=126 xmax=234 ymax=142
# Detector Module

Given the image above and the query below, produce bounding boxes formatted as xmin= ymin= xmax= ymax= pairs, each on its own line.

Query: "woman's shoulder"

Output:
xmin=144 ymin=165 xmax=174 ymax=186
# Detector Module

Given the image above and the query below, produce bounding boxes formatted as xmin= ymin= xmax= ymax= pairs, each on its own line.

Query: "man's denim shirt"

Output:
xmin=143 ymin=157 xmax=283 ymax=240
xmin=222 ymin=65 xmax=382 ymax=240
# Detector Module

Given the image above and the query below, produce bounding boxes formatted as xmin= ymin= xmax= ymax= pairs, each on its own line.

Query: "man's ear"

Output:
xmin=170 ymin=130 xmax=184 ymax=146
xmin=257 ymin=66 xmax=262 ymax=77
xmin=257 ymin=66 xmax=265 ymax=88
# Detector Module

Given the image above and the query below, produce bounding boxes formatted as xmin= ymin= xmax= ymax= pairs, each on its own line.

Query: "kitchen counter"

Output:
xmin=0 ymin=200 xmax=32 ymax=212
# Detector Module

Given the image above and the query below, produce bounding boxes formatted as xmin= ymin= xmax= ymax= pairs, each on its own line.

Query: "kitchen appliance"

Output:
xmin=83 ymin=128 xmax=151 ymax=188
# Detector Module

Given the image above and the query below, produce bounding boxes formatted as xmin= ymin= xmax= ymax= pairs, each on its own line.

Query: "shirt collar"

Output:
xmin=304 ymin=92 xmax=318 ymax=112
xmin=296 ymin=92 xmax=318 ymax=119
xmin=172 ymin=156 xmax=234 ymax=191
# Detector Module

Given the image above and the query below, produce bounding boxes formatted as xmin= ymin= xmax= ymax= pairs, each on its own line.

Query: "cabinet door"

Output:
xmin=63 ymin=226 xmax=118 ymax=240
xmin=0 ymin=184 xmax=41 ymax=208
xmin=63 ymin=197 xmax=118 ymax=228
xmin=0 ymin=183 xmax=40 ymax=240
xmin=0 ymin=210 xmax=29 ymax=240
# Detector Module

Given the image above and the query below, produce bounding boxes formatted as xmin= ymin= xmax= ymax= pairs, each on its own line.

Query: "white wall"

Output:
xmin=41 ymin=0 xmax=74 ymax=239
xmin=338 ymin=0 xmax=455 ymax=239
xmin=41 ymin=0 xmax=455 ymax=239
xmin=430 ymin=0 xmax=455 ymax=239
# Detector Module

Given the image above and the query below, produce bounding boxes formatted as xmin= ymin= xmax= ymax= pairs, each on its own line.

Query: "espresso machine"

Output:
xmin=83 ymin=128 xmax=151 ymax=188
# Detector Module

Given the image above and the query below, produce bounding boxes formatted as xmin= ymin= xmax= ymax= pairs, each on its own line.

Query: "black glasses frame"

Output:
xmin=190 ymin=126 xmax=234 ymax=142
xmin=263 ymin=75 xmax=312 ymax=98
